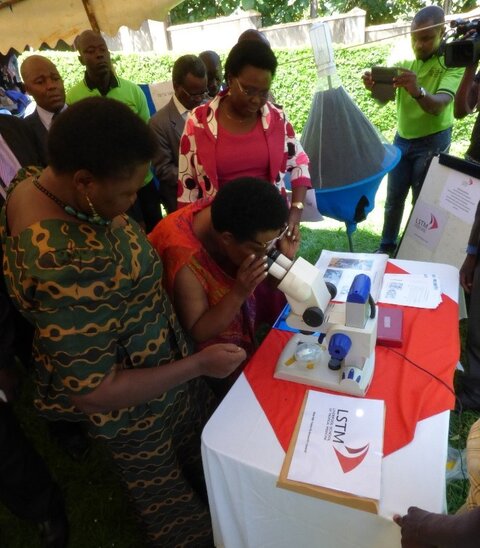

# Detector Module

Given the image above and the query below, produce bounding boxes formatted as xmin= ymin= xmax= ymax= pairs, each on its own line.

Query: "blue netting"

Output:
xmin=314 ymin=144 xmax=401 ymax=234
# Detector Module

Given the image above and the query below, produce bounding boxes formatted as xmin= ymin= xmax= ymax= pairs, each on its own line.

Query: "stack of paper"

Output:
xmin=379 ymin=273 xmax=442 ymax=309
xmin=315 ymin=251 xmax=388 ymax=303
xmin=279 ymin=391 xmax=385 ymax=511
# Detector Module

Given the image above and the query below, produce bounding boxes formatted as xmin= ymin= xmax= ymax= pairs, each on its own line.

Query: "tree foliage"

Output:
xmin=170 ymin=0 xmax=238 ymax=25
xmin=170 ymin=0 xmax=479 ymax=27
xmin=323 ymin=0 xmax=423 ymax=25
xmin=170 ymin=0 xmax=312 ymax=27
xmin=323 ymin=0 xmax=478 ymax=25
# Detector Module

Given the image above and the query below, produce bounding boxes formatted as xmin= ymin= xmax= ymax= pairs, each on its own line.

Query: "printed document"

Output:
xmin=379 ymin=274 xmax=442 ymax=308
xmin=287 ymin=391 xmax=384 ymax=500
xmin=315 ymin=251 xmax=388 ymax=303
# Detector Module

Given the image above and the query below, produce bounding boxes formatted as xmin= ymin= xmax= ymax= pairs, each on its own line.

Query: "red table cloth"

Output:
xmin=244 ymin=264 xmax=459 ymax=456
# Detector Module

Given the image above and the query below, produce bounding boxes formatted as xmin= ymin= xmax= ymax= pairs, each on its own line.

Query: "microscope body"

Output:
xmin=268 ymin=251 xmax=378 ymax=397
xmin=276 ymin=256 xmax=333 ymax=331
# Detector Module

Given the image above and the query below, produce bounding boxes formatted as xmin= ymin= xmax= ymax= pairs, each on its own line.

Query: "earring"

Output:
xmin=85 ymin=193 xmax=102 ymax=223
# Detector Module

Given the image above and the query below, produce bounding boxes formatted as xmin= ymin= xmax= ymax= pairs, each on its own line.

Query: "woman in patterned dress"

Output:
xmin=0 ymin=97 xmax=245 ymax=547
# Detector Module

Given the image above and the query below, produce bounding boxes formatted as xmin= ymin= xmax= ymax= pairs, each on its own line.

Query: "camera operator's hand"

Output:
xmin=362 ymin=70 xmax=374 ymax=91
xmin=463 ymin=28 xmax=478 ymax=40
xmin=394 ymin=68 xmax=420 ymax=97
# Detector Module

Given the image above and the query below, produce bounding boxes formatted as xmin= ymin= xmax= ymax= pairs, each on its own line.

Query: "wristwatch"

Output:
xmin=291 ymin=202 xmax=304 ymax=210
xmin=413 ymin=87 xmax=426 ymax=100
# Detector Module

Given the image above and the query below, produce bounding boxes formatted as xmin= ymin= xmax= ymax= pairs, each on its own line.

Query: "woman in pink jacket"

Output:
xmin=177 ymin=40 xmax=311 ymax=233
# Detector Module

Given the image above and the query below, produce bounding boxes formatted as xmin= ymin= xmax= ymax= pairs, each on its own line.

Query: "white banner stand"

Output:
xmin=396 ymin=153 xmax=480 ymax=318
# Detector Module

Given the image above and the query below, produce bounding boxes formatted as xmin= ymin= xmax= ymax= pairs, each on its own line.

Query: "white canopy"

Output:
xmin=0 ymin=0 xmax=181 ymax=54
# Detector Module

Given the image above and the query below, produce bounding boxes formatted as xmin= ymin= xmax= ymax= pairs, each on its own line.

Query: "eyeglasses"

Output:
xmin=181 ymin=86 xmax=208 ymax=100
xmin=235 ymin=79 xmax=270 ymax=100
xmin=251 ymin=225 xmax=289 ymax=252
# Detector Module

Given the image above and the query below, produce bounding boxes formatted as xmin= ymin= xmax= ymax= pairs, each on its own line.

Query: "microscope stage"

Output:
xmin=274 ymin=332 xmax=375 ymax=397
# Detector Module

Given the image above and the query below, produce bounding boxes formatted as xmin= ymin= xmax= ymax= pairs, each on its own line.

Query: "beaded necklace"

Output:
xmin=33 ymin=177 xmax=111 ymax=227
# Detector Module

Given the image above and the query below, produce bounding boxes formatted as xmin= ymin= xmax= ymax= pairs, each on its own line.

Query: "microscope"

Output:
xmin=268 ymin=249 xmax=378 ymax=397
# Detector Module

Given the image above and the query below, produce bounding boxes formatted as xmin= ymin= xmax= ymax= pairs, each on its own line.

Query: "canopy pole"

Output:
xmin=0 ymin=0 xmax=24 ymax=10
xmin=81 ymin=0 xmax=100 ymax=33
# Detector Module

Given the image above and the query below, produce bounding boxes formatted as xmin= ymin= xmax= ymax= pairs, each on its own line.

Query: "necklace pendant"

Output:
xmin=91 ymin=213 xmax=105 ymax=225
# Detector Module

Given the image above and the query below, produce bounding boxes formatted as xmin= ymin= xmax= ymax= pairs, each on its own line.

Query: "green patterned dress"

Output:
xmin=0 ymin=173 xmax=215 ymax=547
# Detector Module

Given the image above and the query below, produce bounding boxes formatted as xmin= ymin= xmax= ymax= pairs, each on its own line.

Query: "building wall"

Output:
xmin=103 ymin=6 xmax=480 ymax=55
xmin=262 ymin=8 xmax=365 ymax=49
xmin=104 ymin=8 xmax=366 ymax=54
xmin=168 ymin=10 xmax=262 ymax=53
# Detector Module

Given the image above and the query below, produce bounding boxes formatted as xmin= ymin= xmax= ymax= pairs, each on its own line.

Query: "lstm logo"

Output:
xmin=331 ymin=409 xmax=370 ymax=473
xmin=461 ymin=177 xmax=475 ymax=187
xmin=415 ymin=213 xmax=438 ymax=233
xmin=333 ymin=443 xmax=370 ymax=473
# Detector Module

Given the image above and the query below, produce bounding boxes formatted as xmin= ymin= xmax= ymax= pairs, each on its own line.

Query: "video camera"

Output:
xmin=444 ymin=18 xmax=480 ymax=67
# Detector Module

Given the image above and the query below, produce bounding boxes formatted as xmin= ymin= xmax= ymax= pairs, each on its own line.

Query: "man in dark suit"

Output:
xmin=20 ymin=55 xmax=66 ymax=166
xmin=199 ymin=50 xmax=222 ymax=98
xmin=149 ymin=55 xmax=207 ymax=215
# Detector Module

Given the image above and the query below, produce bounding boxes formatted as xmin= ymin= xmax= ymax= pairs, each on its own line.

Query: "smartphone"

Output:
xmin=371 ymin=66 xmax=399 ymax=85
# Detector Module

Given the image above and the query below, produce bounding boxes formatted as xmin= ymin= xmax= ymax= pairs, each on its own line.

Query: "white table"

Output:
xmin=201 ymin=260 xmax=459 ymax=548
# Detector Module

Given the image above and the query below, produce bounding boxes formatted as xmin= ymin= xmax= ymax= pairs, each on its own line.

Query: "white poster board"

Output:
xmin=140 ymin=81 xmax=174 ymax=115
xmin=147 ymin=81 xmax=174 ymax=111
xmin=397 ymin=154 xmax=480 ymax=272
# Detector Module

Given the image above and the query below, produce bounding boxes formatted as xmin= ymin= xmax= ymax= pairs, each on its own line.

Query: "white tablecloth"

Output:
xmin=201 ymin=260 xmax=459 ymax=548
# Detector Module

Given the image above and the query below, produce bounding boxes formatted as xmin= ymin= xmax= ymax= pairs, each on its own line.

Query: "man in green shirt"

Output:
xmin=362 ymin=6 xmax=464 ymax=255
xmin=68 ymin=30 xmax=161 ymax=231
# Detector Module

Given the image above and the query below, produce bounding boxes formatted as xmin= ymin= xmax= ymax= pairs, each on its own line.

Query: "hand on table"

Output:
xmin=393 ymin=507 xmax=436 ymax=548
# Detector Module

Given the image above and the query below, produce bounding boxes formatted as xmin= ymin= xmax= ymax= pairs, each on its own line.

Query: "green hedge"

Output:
xmin=21 ymin=43 xmax=475 ymax=157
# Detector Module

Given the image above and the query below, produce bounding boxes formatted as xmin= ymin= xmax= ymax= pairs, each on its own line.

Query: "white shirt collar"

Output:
xmin=36 ymin=103 xmax=67 ymax=130
xmin=172 ymin=94 xmax=189 ymax=120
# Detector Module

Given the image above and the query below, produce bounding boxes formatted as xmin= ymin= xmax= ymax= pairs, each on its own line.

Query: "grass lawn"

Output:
xmin=1 ymin=177 xmax=478 ymax=547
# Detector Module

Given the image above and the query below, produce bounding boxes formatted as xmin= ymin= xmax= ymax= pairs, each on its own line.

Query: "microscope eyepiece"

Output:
xmin=267 ymin=248 xmax=281 ymax=261
xmin=266 ymin=248 xmax=293 ymax=275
